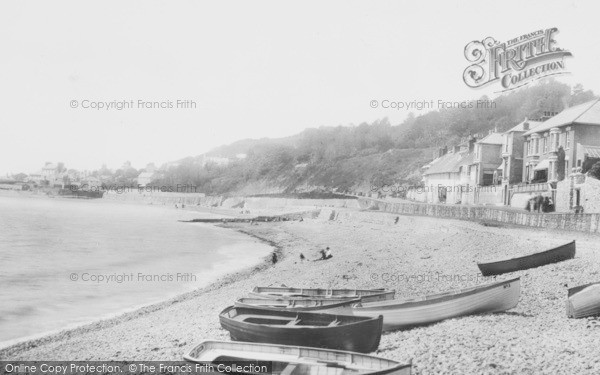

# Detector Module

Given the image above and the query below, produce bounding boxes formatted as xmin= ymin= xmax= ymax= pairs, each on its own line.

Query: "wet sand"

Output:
xmin=2 ymin=209 xmax=599 ymax=374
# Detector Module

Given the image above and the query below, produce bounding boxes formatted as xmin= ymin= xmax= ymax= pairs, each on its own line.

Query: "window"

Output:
xmin=559 ymin=133 xmax=565 ymax=148
xmin=566 ymin=130 xmax=571 ymax=149
xmin=534 ymin=139 xmax=539 ymax=154
xmin=565 ymin=160 xmax=570 ymax=176
xmin=543 ymin=137 xmax=547 ymax=153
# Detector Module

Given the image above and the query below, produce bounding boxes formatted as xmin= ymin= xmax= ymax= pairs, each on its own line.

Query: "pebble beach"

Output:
xmin=2 ymin=209 xmax=600 ymax=374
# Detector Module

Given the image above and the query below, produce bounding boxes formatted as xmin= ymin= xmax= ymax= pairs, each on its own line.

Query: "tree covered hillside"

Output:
xmin=151 ymin=80 xmax=596 ymax=196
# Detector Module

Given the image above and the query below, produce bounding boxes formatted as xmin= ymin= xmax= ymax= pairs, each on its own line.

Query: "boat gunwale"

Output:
xmin=235 ymin=297 xmax=361 ymax=310
xmin=568 ymin=281 xmax=600 ymax=298
xmin=354 ymin=277 xmax=520 ymax=310
xmin=183 ymin=340 xmax=412 ymax=374
xmin=251 ymin=287 xmax=387 ymax=294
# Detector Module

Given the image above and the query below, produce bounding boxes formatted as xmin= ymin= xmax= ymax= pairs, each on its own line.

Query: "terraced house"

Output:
xmin=522 ymin=99 xmax=600 ymax=212
xmin=415 ymin=99 xmax=600 ymax=213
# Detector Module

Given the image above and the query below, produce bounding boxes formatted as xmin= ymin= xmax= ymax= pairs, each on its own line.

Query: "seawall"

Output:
xmin=357 ymin=198 xmax=600 ymax=234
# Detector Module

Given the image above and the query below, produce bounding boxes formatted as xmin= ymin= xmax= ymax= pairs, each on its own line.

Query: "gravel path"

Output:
xmin=2 ymin=211 xmax=599 ymax=374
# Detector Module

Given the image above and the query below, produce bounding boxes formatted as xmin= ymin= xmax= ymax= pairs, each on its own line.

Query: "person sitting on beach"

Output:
xmin=300 ymin=253 xmax=306 ymax=261
xmin=318 ymin=247 xmax=332 ymax=260
xmin=272 ymin=252 xmax=278 ymax=264
xmin=394 ymin=216 xmax=399 ymax=224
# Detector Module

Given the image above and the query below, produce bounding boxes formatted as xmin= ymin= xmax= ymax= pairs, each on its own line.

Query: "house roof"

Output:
xmin=505 ymin=119 xmax=543 ymax=133
xmin=581 ymin=144 xmax=600 ymax=159
xmin=476 ymin=132 xmax=504 ymax=145
xmin=423 ymin=152 xmax=474 ymax=175
xmin=523 ymin=99 xmax=600 ymax=136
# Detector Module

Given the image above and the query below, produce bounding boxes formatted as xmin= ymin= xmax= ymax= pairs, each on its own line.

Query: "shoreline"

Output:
xmin=2 ymin=209 xmax=599 ymax=373
xmin=0 ymin=223 xmax=280 ymax=356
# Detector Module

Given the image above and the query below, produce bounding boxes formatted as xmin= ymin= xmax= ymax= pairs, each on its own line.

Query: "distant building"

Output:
xmin=500 ymin=119 xmax=543 ymax=205
xmin=40 ymin=162 xmax=65 ymax=187
xmin=522 ymin=101 xmax=600 ymax=183
xmin=136 ymin=163 xmax=159 ymax=187
xmin=522 ymin=99 xmax=600 ymax=212
xmin=421 ymin=136 xmax=477 ymax=204
xmin=137 ymin=172 xmax=155 ymax=187
xmin=471 ymin=131 xmax=504 ymax=187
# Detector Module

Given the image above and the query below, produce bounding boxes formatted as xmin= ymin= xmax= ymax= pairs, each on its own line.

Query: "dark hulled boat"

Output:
xmin=477 ymin=241 xmax=576 ymax=276
xmin=219 ymin=306 xmax=383 ymax=353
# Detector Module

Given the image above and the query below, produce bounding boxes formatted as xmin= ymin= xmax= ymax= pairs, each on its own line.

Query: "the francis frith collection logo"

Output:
xmin=463 ymin=28 xmax=572 ymax=92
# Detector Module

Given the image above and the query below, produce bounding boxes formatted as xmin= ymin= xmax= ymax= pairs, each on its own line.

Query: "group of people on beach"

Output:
xmin=299 ymin=247 xmax=333 ymax=262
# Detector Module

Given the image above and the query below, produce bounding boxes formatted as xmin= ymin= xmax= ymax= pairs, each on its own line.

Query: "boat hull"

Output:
xmin=219 ymin=306 xmax=383 ymax=353
xmin=250 ymin=287 xmax=395 ymax=303
xmin=184 ymin=340 xmax=412 ymax=375
xmin=337 ymin=278 xmax=520 ymax=331
xmin=477 ymin=241 xmax=576 ymax=276
xmin=567 ymin=282 xmax=600 ymax=318
xmin=234 ymin=297 xmax=360 ymax=312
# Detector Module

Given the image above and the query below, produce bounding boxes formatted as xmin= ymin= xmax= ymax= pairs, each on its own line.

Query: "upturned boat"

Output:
xmin=219 ymin=306 xmax=383 ymax=353
xmin=184 ymin=340 xmax=412 ymax=375
xmin=338 ymin=277 xmax=521 ymax=331
xmin=567 ymin=282 xmax=600 ymax=318
xmin=234 ymin=297 xmax=360 ymax=312
xmin=250 ymin=287 xmax=395 ymax=303
xmin=477 ymin=241 xmax=576 ymax=276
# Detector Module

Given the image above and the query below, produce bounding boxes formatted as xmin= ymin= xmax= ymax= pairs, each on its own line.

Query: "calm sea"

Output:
xmin=0 ymin=194 xmax=272 ymax=346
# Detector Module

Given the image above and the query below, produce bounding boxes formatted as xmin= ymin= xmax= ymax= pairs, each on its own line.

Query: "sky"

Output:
xmin=1 ymin=0 xmax=599 ymax=175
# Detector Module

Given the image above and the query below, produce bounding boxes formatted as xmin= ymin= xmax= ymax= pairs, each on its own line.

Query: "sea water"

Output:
xmin=0 ymin=194 xmax=272 ymax=346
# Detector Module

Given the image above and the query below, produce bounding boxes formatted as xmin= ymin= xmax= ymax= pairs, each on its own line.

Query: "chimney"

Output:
xmin=541 ymin=111 xmax=558 ymax=121
xmin=437 ymin=146 xmax=448 ymax=158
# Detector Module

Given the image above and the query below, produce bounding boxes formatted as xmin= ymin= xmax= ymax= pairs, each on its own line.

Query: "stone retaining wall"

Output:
xmin=358 ymin=198 xmax=600 ymax=234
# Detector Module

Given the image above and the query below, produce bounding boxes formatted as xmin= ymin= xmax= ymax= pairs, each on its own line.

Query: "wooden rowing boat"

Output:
xmin=477 ymin=241 xmax=576 ymax=276
xmin=184 ymin=340 xmax=412 ymax=375
xmin=567 ymin=282 xmax=600 ymax=318
xmin=219 ymin=306 xmax=383 ymax=353
xmin=235 ymin=297 xmax=360 ymax=312
xmin=184 ymin=340 xmax=411 ymax=374
xmin=336 ymin=278 xmax=520 ymax=331
xmin=250 ymin=287 xmax=395 ymax=303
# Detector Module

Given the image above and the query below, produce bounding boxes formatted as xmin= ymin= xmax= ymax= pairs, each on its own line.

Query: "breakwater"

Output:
xmin=182 ymin=209 xmax=320 ymax=223
xmin=357 ymin=198 xmax=600 ymax=234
